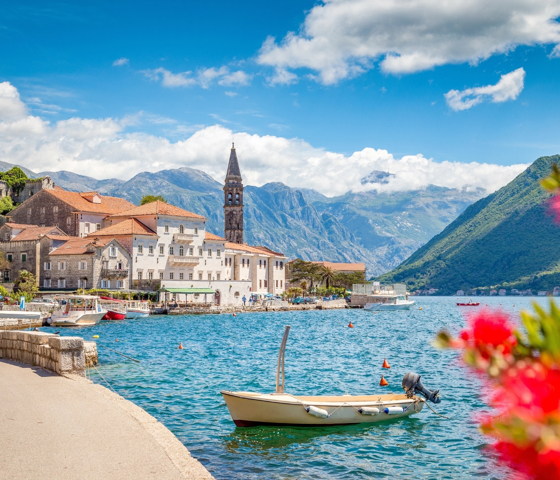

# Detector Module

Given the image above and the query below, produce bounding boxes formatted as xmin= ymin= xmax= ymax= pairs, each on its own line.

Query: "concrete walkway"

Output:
xmin=0 ymin=360 xmax=213 ymax=480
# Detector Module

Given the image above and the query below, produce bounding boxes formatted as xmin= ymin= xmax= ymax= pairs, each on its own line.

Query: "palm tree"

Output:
xmin=319 ymin=266 xmax=335 ymax=288
xmin=300 ymin=280 xmax=308 ymax=296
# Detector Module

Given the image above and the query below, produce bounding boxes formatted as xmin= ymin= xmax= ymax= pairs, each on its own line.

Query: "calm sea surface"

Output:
xmin=48 ymin=296 xmax=556 ymax=479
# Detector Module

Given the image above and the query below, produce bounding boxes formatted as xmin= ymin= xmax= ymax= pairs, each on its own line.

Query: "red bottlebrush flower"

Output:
xmin=494 ymin=441 xmax=560 ymax=480
xmin=549 ymin=194 xmax=560 ymax=223
xmin=459 ymin=309 xmax=517 ymax=354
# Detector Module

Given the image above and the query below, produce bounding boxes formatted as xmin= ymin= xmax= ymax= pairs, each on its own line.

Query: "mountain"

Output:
xmin=30 ymin=165 xmax=485 ymax=275
xmin=376 ymin=155 xmax=560 ymax=293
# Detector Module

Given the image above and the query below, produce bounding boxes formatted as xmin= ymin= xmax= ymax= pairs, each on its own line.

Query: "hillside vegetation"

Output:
xmin=377 ymin=155 xmax=560 ymax=294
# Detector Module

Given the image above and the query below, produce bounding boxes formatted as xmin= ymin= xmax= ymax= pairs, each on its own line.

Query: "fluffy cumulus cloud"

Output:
xmin=144 ymin=66 xmax=252 ymax=89
xmin=0 ymin=82 xmax=526 ymax=196
xmin=445 ymin=68 xmax=526 ymax=111
xmin=257 ymin=0 xmax=560 ymax=84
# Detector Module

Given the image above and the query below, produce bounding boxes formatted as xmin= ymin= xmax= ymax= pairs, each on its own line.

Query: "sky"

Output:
xmin=2 ymin=0 xmax=560 ymax=196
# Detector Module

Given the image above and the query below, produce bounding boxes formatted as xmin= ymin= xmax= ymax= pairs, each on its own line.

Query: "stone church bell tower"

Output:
xmin=224 ymin=143 xmax=244 ymax=244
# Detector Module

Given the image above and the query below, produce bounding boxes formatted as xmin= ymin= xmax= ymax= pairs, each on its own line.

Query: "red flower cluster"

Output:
xmin=494 ymin=441 xmax=560 ymax=480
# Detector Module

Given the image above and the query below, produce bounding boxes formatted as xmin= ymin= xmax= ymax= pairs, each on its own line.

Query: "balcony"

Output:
xmin=173 ymin=233 xmax=195 ymax=243
xmin=101 ymin=268 xmax=129 ymax=278
xmin=168 ymin=255 xmax=202 ymax=266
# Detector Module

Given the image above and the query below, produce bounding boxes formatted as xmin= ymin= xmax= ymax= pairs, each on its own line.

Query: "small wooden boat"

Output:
xmin=124 ymin=300 xmax=150 ymax=318
xmin=99 ymin=297 xmax=127 ymax=321
xmin=457 ymin=300 xmax=480 ymax=306
xmin=222 ymin=326 xmax=441 ymax=427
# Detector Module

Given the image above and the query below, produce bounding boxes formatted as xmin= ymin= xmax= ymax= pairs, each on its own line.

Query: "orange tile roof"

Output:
xmin=310 ymin=261 xmax=366 ymax=272
xmin=108 ymin=200 xmax=206 ymax=220
xmin=205 ymin=231 xmax=225 ymax=241
xmin=254 ymin=246 xmax=285 ymax=256
xmin=49 ymin=237 xmax=112 ymax=256
xmin=44 ymin=187 xmax=135 ymax=214
xmin=5 ymin=222 xmax=39 ymax=229
xmin=225 ymin=242 xmax=285 ymax=256
xmin=86 ymin=218 xmax=157 ymax=237
xmin=11 ymin=226 xmax=66 ymax=242
xmin=45 ymin=234 xmax=72 ymax=241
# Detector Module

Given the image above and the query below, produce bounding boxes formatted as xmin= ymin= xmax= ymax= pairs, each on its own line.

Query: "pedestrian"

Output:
xmin=242 ymin=295 xmax=246 ymax=306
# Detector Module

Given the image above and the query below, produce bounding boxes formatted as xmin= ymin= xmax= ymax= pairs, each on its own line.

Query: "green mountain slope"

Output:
xmin=377 ymin=155 xmax=560 ymax=294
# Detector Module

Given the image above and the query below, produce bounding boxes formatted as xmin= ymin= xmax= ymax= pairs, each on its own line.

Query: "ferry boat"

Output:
xmin=359 ymin=282 xmax=415 ymax=311
xmin=222 ymin=326 xmax=441 ymax=427
xmin=99 ymin=297 xmax=127 ymax=320
xmin=124 ymin=300 xmax=150 ymax=318
xmin=51 ymin=295 xmax=107 ymax=327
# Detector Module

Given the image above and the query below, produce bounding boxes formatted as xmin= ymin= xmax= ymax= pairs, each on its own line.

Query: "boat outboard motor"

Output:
xmin=402 ymin=372 xmax=441 ymax=404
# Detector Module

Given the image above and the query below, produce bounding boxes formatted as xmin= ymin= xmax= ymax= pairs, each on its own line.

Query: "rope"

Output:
xmin=95 ymin=342 xmax=141 ymax=363
xmin=424 ymin=399 xmax=451 ymax=419
xmin=92 ymin=364 xmax=119 ymax=395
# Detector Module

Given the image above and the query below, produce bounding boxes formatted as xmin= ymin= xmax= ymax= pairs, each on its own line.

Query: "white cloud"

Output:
xmin=445 ymin=68 xmax=526 ymax=111
xmin=257 ymin=0 xmax=560 ymax=84
xmin=0 ymin=82 xmax=527 ymax=196
xmin=225 ymin=91 xmax=238 ymax=97
xmin=113 ymin=58 xmax=130 ymax=67
xmin=144 ymin=66 xmax=252 ymax=89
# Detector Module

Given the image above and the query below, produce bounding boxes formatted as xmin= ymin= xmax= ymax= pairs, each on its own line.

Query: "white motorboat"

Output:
xmin=222 ymin=326 xmax=441 ymax=427
xmin=364 ymin=295 xmax=415 ymax=311
xmin=0 ymin=310 xmax=42 ymax=321
xmin=124 ymin=300 xmax=150 ymax=318
xmin=51 ymin=295 xmax=107 ymax=327
xmin=355 ymin=282 xmax=415 ymax=311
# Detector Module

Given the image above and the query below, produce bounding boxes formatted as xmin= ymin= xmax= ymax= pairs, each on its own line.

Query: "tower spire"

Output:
xmin=224 ymin=145 xmax=244 ymax=244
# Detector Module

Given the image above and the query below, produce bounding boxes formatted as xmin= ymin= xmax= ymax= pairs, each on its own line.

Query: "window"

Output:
xmin=208 ymin=248 xmax=212 ymax=257
xmin=67 ymin=217 xmax=71 ymax=226
xmin=27 ymin=208 xmax=32 ymax=215
xmin=138 ymin=244 xmax=143 ymax=254
xmin=149 ymin=245 xmax=154 ymax=254
xmin=159 ymin=272 xmax=164 ymax=280
xmin=58 ymin=279 xmax=66 ymax=288
xmin=43 ymin=279 xmax=51 ymax=288
xmin=3 ymin=270 xmax=9 ymax=282
xmin=259 ymin=279 xmax=262 ymax=288
xmin=53 ymin=206 xmax=58 ymax=213
xmin=242 ymin=259 xmax=245 ymax=267
xmin=235 ymin=193 xmax=240 ymax=204
xmin=198 ymin=248 xmax=203 ymax=256
xmin=58 ymin=261 xmax=66 ymax=270
xmin=179 ymin=272 xmax=184 ymax=280
xmin=101 ymin=280 xmax=107 ymax=288
xmin=276 ymin=280 xmax=279 ymax=287
xmin=276 ymin=261 xmax=278 ymax=269
xmin=21 ymin=253 xmax=27 ymax=262
xmin=138 ymin=271 xmax=143 ymax=280
xmin=117 ymin=262 xmax=123 ymax=270
xmin=164 ymin=225 xmax=169 ymax=233
xmin=198 ymin=272 xmax=203 ymax=280
xmin=194 ymin=227 xmax=198 ymax=235
xmin=228 ymin=193 xmax=232 ymax=204
xmin=78 ymin=279 xmax=87 ymax=289
xmin=217 ymin=249 xmax=221 ymax=257
xmin=216 ymin=273 xmax=221 ymax=281
xmin=170 ymin=272 xmax=174 ymax=280
xmin=259 ymin=260 xmax=262 ymax=268
xmin=179 ymin=245 xmax=184 ymax=256
xmin=189 ymin=273 xmax=193 ymax=280
xmin=96 ymin=224 xmax=101 ymax=231
xmin=280 ymin=262 xmax=284 ymax=269
xmin=79 ymin=261 xmax=87 ymax=270
xmin=208 ymin=273 xmax=212 ymax=281
xmin=7 ymin=254 xmax=12 ymax=262
xmin=40 ymin=207 xmax=45 ymax=214
xmin=189 ymin=247 xmax=193 ymax=256
xmin=4 ymin=233 xmax=8 ymax=240
xmin=148 ymin=272 xmax=153 ymax=280
xmin=159 ymin=245 xmax=164 ymax=255
xmin=264 ymin=280 xmax=268 ymax=288
xmin=44 ymin=262 xmax=51 ymax=271
xmin=247 ymin=259 xmax=250 ymax=267
xmin=280 ymin=280 xmax=283 ymax=288
xmin=263 ymin=260 xmax=266 ymax=267
xmin=179 ymin=225 xmax=184 ymax=233
xmin=117 ymin=280 xmax=123 ymax=288
xmin=169 ymin=246 xmax=174 ymax=255
xmin=109 ymin=246 xmax=117 ymax=257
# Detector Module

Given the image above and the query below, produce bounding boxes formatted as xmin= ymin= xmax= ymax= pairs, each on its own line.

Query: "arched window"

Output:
xmin=179 ymin=225 xmax=184 ymax=233
xmin=179 ymin=245 xmax=184 ymax=256
xmin=228 ymin=193 xmax=232 ymax=205
xmin=235 ymin=193 xmax=240 ymax=204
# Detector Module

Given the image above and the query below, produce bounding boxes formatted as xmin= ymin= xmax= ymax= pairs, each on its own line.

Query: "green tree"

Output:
xmin=289 ymin=259 xmax=322 ymax=290
xmin=319 ymin=266 xmax=335 ymax=288
xmin=140 ymin=195 xmax=167 ymax=205
xmin=0 ymin=167 xmax=29 ymax=198
xmin=11 ymin=270 xmax=38 ymax=303
xmin=0 ymin=195 xmax=14 ymax=215
xmin=332 ymin=271 xmax=366 ymax=289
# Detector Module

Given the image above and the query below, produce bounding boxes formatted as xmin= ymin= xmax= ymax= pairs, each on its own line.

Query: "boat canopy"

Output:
xmin=160 ymin=288 xmax=216 ymax=294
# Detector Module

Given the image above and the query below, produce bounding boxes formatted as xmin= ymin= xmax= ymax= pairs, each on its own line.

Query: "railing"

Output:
xmin=101 ymin=268 xmax=129 ymax=278
xmin=173 ymin=233 xmax=195 ymax=243
xmin=168 ymin=255 xmax=201 ymax=266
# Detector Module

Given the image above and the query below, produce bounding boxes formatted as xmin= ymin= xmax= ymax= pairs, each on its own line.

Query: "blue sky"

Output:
xmin=1 ymin=1 xmax=560 ymax=195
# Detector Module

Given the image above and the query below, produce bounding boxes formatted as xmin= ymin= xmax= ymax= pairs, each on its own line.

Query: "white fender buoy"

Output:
xmin=305 ymin=405 xmax=329 ymax=418
xmin=384 ymin=406 xmax=405 ymax=415
xmin=358 ymin=407 xmax=380 ymax=415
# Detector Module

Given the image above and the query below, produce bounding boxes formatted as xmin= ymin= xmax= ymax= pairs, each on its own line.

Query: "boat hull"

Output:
xmin=102 ymin=310 xmax=126 ymax=321
xmin=222 ymin=391 xmax=424 ymax=427
xmin=0 ymin=310 xmax=42 ymax=320
xmin=364 ymin=302 xmax=414 ymax=311
xmin=125 ymin=309 xmax=150 ymax=319
xmin=52 ymin=311 xmax=106 ymax=327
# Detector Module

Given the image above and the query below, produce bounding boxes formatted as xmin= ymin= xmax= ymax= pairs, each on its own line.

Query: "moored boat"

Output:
xmin=361 ymin=283 xmax=415 ymax=311
xmin=124 ymin=300 xmax=150 ymax=318
xmin=222 ymin=326 xmax=441 ymax=427
xmin=51 ymin=295 xmax=106 ymax=327
xmin=99 ymin=297 xmax=127 ymax=320
xmin=457 ymin=300 xmax=480 ymax=307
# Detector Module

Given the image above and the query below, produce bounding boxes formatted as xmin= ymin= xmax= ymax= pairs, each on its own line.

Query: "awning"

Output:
xmin=160 ymin=288 xmax=216 ymax=294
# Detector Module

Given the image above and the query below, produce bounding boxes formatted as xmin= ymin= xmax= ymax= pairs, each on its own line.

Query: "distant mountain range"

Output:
xmin=377 ymin=155 xmax=560 ymax=293
xmin=0 ymin=161 xmax=484 ymax=275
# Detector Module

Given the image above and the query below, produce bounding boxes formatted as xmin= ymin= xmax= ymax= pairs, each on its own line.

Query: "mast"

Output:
xmin=275 ymin=325 xmax=291 ymax=393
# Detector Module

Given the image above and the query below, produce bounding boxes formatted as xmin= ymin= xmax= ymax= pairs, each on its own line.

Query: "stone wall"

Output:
xmin=0 ymin=331 xmax=94 ymax=376
xmin=11 ymin=176 xmax=55 ymax=204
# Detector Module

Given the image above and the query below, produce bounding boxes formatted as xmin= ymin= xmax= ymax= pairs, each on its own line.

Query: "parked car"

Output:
xmin=292 ymin=297 xmax=306 ymax=304
xmin=304 ymin=297 xmax=317 ymax=304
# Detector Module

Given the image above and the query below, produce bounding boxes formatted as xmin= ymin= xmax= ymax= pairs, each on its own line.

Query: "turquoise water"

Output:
xmin=48 ymin=297 xmax=554 ymax=479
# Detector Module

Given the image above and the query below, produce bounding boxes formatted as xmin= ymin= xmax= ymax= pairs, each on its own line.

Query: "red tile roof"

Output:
xmin=11 ymin=226 xmax=66 ymax=242
xmin=45 ymin=187 xmax=135 ymax=214
xmin=5 ymin=223 xmax=39 ymax=229
xmin=109 ymin=200 xmax=206 ymax=220
xmin=254 ymin=246 xmax=285 ymax=256
xmin=49 ymin=237 xmax=112 ymax=256
xmin=205 ymin=231 xmax=225 ymax=241
xmin=86 ymin=219 xmax=157 ymax=237
xmin=310 ymin=261 xmax=366 ymax=272
xmin=225 ymin=242 xmax=285 ymax=256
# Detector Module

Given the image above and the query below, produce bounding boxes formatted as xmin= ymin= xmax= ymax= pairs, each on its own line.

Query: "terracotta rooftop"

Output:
xmin=254 ymin=246 xmax=285 ymax=256
xmin=86 ymin=219 xmax=157 ymax=237
xmin=49 ymin=237 xmax=112 ymax=256
xmin=108 ymin=200 xmax=206 ymax=220
xmin=42 ymin=187 xmax=135 ymax=214
xmin=5 ymin=223 xmax=39 ymax=229
xmin=45 ymin=234 xmax=72 ymax=241
xmin=225 ymin=242 xmax=285 ymax=256
xmin=205 ymin=231 xmax=225 ymax=241
xmin=310 ymin=261 xmax=366 ymax=272
xmin=11 ymin=226 xmax=66 ymax=242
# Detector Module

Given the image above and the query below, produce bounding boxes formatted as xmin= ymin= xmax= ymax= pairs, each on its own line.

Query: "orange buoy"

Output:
xmin=379 ymin=375 xmax=388 ymax=386
xmin=115 ymin=339 xmax=119 ymax=342
xmin=382 ymin=358 xmax=391 ymax=369
xmin=348 ymin=322 xmax=354 ymax=328
xmin=233 ymin=313 xmax=237 ymax=317
xmin=178 ymin=343 xmax=184 ymax=350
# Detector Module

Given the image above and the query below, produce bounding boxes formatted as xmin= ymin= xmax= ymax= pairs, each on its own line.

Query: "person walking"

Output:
xmin=242 ymin=295 xmax=247 ymax=306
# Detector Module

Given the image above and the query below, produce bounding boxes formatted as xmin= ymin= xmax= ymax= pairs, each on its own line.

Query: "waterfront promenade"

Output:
xmin=0 ymin=360 xmax=213 ymax=480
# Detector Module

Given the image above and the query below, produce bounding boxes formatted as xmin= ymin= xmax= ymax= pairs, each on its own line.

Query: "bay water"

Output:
xmin=51 ymin=296 xmax=554 ymax=479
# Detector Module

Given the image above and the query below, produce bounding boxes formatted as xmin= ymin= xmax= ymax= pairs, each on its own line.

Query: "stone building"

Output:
xmin=7 ymin=187 xmax=135 ymax=237
xmin=0 ymin=223 xmax=67 ymax=283
xmin=11 ymin=176 xmax=56 ymax=204
xmin=285 ymin=260 xmax=367 ymax=288
xmin=224 ymin=144 xmax=244 ymax=244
